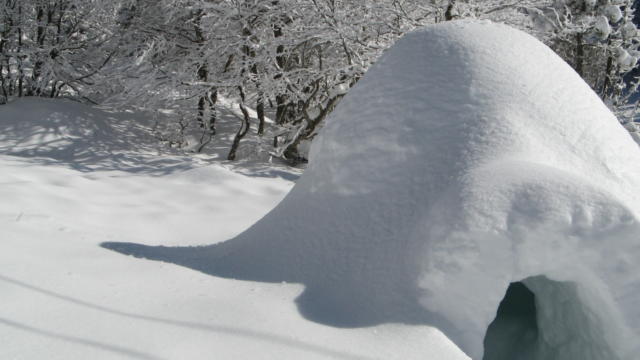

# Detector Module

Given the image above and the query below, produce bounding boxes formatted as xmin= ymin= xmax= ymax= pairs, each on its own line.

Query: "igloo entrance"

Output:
xmin=483 ymin=276 xmax=621 ymax=360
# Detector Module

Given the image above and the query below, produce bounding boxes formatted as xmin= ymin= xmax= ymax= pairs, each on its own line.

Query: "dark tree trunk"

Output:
xmin=601 ymin=52 xmax=615 ymax=100
xmin=0 ymin=20 xmax=7 ymax=102
xmin=445 ymin=1 xmax=456 ymax=21
xmin=17 ymin=4 xmax=23 ymax=98
xmin=194 ymin=10 xmax=217 ymax=150
xmin=257 ymin=92 xmax=265 ymax=135
xmin=228 ymin=88 xmax=251 ymax=161
xmin=273 ymin=4 xmax=293 ymax=125
xmin=31 ymin=5 xmax=46 ymax=96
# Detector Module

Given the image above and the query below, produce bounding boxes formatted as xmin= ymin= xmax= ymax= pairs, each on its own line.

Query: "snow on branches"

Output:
xmin=2 ymin=0 xmax=640 ymax=160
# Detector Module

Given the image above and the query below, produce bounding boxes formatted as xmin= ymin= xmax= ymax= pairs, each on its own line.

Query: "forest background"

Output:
xmin=1 ymin=0 xmax=639 ymax=163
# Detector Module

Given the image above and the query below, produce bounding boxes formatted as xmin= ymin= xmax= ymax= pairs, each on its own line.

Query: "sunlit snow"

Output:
xmin=106 ymin=21 xmax=640 ymax=360
xmin=4 ymin=20 xmax=640 ymax=360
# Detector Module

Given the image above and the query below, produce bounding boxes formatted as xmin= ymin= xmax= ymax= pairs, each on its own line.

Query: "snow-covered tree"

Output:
xmin=0 ymin=0 xmax=120 ymax=104
xmin=3 ymin=0 xmax=638 ymax=161
xmin=100 ymin=0 xmax=439 ymax=161
xmin=530 ymin=0 xmax=640 ymax=119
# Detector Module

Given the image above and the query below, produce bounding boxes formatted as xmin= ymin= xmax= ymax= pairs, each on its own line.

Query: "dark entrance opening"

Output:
xmin=482 ymin=281 xmax=539 ymax=360
xmin=482 ymin=276 xmax=624 ymax=360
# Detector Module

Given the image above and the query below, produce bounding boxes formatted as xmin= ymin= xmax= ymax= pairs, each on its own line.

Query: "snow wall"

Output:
xmin=105 ymin=21 xmax=640 ymax=359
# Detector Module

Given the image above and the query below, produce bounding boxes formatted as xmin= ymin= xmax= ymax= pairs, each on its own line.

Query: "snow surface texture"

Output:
xmin=1 ymin=100 xmax=470 ymax=359
xmin=105 ymin=21 xmax=640 ymax=359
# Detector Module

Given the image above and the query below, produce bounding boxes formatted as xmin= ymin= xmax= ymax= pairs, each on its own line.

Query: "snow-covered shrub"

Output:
xmin=531 ymin=0 xmax=640 ymax=123
xmin=0 ymin=0 xmax=120 ymax=102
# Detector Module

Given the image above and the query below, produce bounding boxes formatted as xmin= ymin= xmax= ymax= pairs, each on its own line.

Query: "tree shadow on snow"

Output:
xmin=0 ymin=98 xmax=200 ymax=176
xmin=0 ymin=98 xmax=305 ymax=179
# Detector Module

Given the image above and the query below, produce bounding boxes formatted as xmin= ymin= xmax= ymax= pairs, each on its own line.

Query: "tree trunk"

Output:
xmin=601 ymin=51 xmax=615 ymax=100
xmin=31 ymin=5 xmax=46 ymax=96
xmin=273 ymin=3 xmax=293 ymax=125
xmin=17 ymin=4 xmax=23 ymax=98
xmin=194 ymin=10 xmax=217 ymax=150
xmin=575 ymin=32 xmax=584 ymax=78
xmin=257 ymin=92 xmax=265 ymax=135
xmin=228 ymin=88 xmax=251 ymax=161
xmin=0 ymin=19 xmax=7 ymax=103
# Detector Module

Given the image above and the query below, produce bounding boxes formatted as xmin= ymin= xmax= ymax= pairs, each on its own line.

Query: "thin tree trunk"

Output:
xmin=575 ymin=32 xmax=584 ymax=78
xmin=194 ymin=10 xmax=217 ymax=151
xmin=17 ymin=4 xmax=23 ymax=98
xmin=601 ymin=51 xmax=614 ymax=100
xmin=228 ymin=88 xmax=251 ymax=161
xmin=273 ymin=3 xmax=292 ymax=125
xmin=257 ymin=93 xmax=265 ymax=135
xmin=197 ymin=94 xmax=207 ymax=125
xmin=574 ymin=0 xmax=587 ymax=78
xmin=0 ymin=64 xmax=7 ymax=103
xmin=31 ymin=5 xmax=46 ymax=96
xmin=0 ymin=22 xmax=7 ymax=102
xmin=50 ymin=81 xmax=59 ymax=98
xmin=208 ymin=89 xmax=218 ymax=134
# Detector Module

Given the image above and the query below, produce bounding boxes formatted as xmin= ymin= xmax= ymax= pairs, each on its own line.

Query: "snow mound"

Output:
xmin=104 ymin=21 xmax=640 ymax=359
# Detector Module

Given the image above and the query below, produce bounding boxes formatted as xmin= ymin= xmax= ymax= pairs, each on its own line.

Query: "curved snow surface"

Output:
xmin=106 ymin=21 xmax=640 ymax=359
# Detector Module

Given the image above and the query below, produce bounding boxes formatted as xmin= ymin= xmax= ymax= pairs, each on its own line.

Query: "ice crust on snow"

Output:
xmin=105 ymin=21 xmax=640 ymax=359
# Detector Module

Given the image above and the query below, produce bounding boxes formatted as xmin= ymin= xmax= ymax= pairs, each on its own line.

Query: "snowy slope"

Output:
xmin=0 ymin=99 xmax=468 ymax=359
xmin=105 ymin=21 xmax=640 ymax=360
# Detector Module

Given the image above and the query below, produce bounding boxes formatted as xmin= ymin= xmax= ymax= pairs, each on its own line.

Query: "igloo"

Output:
xmin=104 ymin=21 xmax=640 ymax=359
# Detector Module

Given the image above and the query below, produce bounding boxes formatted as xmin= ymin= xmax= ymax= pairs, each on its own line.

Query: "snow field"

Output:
xmin=5 ymin=19 xmax=640 ymax=360
xmin=107 ymin=20 xmax=640 ymax=360
xmin=0 ymin=99 xmax=468 ymax=359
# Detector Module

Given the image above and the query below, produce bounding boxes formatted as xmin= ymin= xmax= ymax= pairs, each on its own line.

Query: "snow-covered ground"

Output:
xmin=102 ymin=20 xmax=640 ymax=360
xmin=5 ymin=20 xmax=640 ymax=360
xmin=0 ymin=98 xmax=467 ymax=359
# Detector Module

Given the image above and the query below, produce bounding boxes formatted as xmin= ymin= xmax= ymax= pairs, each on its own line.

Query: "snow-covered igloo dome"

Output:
xmin=105 ymin=21 xmax=640 ymax=359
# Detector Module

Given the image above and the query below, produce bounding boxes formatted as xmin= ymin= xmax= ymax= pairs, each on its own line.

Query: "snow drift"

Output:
xmin=104 ymin=21 xmax=640 ymax=359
